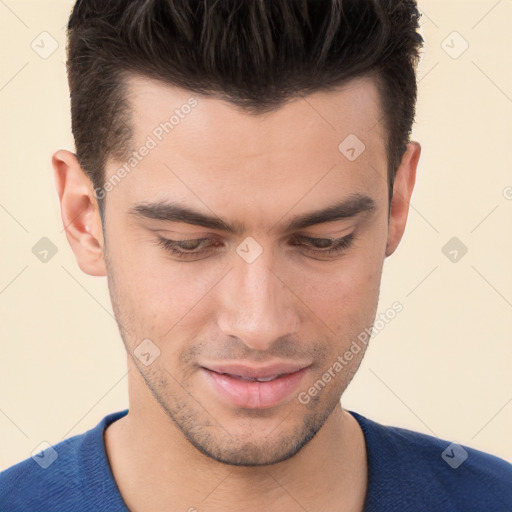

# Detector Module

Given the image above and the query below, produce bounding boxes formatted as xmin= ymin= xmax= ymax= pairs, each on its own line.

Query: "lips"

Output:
xmin=203 ymin=363 xmax=309 ymax=380
xmin=200 ymin=362 xmax=311 ymax=409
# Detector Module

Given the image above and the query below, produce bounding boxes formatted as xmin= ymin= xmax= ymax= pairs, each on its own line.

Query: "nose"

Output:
xmin=216 ymin=249 xmax=300 ymax=351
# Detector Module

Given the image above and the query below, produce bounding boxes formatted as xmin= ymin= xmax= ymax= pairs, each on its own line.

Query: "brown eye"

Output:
xmin=156 ymin=237 xmax=213 ymax=259
xmin=175 ymin=239 xmax=204 ymax=251
xmin=307 ymin=237 xmax=334 ymax=249
xmin=291 ymin=233 xmax=355 ymax=256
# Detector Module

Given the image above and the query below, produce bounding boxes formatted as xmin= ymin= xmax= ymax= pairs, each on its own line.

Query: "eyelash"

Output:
xmin=156 ymin=233 xmax=356 ymax=260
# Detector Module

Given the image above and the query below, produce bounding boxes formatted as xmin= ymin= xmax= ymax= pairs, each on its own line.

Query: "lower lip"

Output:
xmin=201 ymin=367 xmax=309 ymax=409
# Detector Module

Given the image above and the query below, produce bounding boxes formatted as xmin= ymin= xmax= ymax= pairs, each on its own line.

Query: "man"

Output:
xmin=1 ymin=0 xmax=511 ymax=511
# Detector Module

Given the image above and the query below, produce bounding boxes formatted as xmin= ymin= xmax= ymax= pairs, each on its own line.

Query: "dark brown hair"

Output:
xmin=66 ymin=0 xmax=423 ymax=214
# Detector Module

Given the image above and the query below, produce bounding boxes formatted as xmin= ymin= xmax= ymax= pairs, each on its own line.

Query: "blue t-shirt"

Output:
xmin=1 ymin=409 xmax=511 ymax=511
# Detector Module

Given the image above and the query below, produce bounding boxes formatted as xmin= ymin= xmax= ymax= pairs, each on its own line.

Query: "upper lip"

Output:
xmin=202 ymin=362 xmax=311 ymax=379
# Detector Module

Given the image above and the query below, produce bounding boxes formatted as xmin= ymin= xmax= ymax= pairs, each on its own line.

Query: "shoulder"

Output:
xmin=0 ymin=410 xmax=129 ymax=512
xmin=350 ymin=411 xmax=512 ymax=511
xmin=0 ymin=433 xmax=86 ymax=511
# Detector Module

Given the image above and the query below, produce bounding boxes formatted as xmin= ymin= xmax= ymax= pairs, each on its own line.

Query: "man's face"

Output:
xmin=95 ymin=75 xmax=407 ymax=465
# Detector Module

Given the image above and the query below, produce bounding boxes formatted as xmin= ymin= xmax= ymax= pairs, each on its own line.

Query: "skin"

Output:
xmin=52 ymin=74 xmax=420 ymax=512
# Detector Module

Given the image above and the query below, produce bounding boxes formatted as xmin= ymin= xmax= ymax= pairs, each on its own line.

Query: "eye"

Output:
xmin=289 ymin=233 xmax=355 ymax=256
xmin=155 ymin=232 xmax=356 ymax=261
xmin=155 ymin=236 xmax=221 ymax=260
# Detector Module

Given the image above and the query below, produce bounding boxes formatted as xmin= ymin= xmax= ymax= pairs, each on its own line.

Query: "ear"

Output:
xmin=52 ymin=149 xmax=107 ymax=276
xmin=385 ymin=141 xmax=421 ymax=257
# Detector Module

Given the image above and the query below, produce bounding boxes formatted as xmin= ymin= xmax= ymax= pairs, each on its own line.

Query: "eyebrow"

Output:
xmin=128 ymin=193 xmax=376 ymax=235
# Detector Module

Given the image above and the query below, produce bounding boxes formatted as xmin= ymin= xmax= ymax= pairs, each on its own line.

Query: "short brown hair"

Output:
xmin=66 ymin=0 xmax=423 ymax=213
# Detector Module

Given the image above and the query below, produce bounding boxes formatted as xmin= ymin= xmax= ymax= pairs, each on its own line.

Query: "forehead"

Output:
xmin=123 ymin=74 xmax=385 ymax=161
xmin=109 ymin=74 xmax=388 ymax=222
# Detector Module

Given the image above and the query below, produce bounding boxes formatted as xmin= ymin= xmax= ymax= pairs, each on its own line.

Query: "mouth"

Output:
xmin=202 ymin=362 xmax=311 ymax=379
xmin=207 ymin=370 xmax=292 ymax=383
xmin=215 ymin=373 xmax=287 ymax=382
xmin=200 ymin=362 xmax=311 ymax=409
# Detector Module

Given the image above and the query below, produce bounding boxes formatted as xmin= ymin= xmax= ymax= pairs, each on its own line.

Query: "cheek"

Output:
xmin=108 ymin=238 xmax=228 ymax=338
xmin=297 ymin=254 xmax=383 ymax=312
xmin=289 ymin=245 xmax=385 ymax=351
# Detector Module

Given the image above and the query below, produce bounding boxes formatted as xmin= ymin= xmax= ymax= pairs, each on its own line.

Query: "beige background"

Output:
xmin=1 ymin=0 xmax=511 ymax=470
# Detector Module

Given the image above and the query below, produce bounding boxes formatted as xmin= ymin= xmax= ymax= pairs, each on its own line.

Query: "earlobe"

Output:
xmin=385 ymin=141 xmax=421 ymax=257
xmin=52 ymin=150 xmax=107 ymax=276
